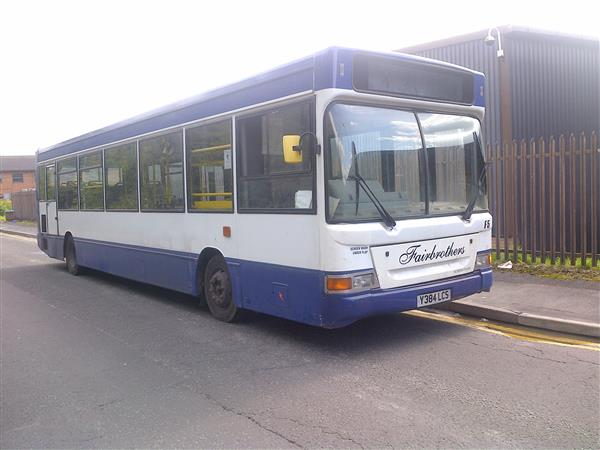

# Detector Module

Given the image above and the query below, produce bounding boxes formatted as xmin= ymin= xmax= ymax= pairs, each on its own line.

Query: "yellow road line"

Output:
xmin=405 ymin=309 xmax=600 ymax=351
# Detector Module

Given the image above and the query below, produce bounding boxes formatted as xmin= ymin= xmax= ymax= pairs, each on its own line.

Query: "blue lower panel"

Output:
xmin=74 ymin=238 xmax=199 ymax=295
xmin=321 ymin=268 xmax=493 ymax=328
xmin=38 ymin=233 xmax=64 ymax=260
xmin=229 ymin=258 xmax=325 ymax=325
xmin=228 ymin=258 xmax=493 ymax=328
xmin=37 ymin=234 xmax=493 ymax=328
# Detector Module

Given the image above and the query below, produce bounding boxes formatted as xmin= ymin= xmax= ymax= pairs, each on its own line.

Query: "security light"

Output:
xmin=484 ymin=27 xmax=504 ymax=58
xmin=484 ymin=33 xmax=496 ymax=46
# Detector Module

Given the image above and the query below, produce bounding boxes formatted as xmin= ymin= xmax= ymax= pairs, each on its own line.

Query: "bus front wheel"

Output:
xmin=204 ymin=254 xmax=243 ymax=323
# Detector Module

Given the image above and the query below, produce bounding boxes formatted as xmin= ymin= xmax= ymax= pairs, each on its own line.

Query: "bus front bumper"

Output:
xmin=320 ymin=268 xmax=493 ymax=328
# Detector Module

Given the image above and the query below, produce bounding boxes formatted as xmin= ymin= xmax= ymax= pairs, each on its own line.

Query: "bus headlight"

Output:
xmin=475 ymin=251 xmax=492 ymax=269
xmin=325 ymin=271 xmax=380 ymax=293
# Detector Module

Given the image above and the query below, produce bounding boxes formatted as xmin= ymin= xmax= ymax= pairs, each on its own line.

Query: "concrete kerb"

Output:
xmin=517 ymin=313 xmax=600 ymax=338
xmin=436 ymin=301 xmax=600 ymax=339
xmin=0 ymin=228 xmax=37 ymax=239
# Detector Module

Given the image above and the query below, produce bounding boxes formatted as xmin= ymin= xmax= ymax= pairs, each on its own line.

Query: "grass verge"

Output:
xmin=492 ymin=252 xmax=600 ymax=282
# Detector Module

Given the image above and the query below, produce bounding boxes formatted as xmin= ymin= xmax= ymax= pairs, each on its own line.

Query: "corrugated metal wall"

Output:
xmin=508 ymin=32 xmax=599 ymax=141
xmin=403 ymin=30 xmax=600 ymax=145
xmin=408 ymin=40 xmax=502 ymax=146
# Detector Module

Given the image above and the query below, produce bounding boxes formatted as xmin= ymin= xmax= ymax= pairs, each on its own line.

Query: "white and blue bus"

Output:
xmin=36 ymin=47 xmax=492 ymax=328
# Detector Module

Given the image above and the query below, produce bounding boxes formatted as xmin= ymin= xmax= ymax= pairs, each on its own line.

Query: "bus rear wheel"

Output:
xmin=204 ymin=254 xmax=243 ymax=323
xmin=65 ymin=237 xmax=81 ymax=276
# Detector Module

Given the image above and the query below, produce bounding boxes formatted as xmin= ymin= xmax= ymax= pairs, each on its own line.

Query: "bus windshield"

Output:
xmin=325 ymin=103 xmax=488 ymax=223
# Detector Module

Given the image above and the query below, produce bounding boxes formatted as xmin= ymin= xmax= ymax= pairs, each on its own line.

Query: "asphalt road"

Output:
xmin=1 ymin=234 xmax=599 ymax=448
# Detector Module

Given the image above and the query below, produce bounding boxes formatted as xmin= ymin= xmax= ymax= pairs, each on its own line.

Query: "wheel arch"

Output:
xmin=195 ymin=247 xmax=223 ymax=298
xmin=63 ymin=231 xmax=74 ymax=260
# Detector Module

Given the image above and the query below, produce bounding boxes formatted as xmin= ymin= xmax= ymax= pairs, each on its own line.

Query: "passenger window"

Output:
xmin=79 ymin=151 xmax=104 ymax=210
xmin=186 ymin=120 xmax=233 ymax=212
xmin=236 ymin=101 xmax=314 ymax=211
xmin=104 ymin=142 xmax=138 ymax=211
xmin=139 ymin=130 xmax=184 ymax=211
xmin=46 ymin=164 xmax=56 ymax=200
xmin=38 ymin=165 xmax=46 ymax=201
xmin=57 ymin=157 xmax=78 ymax=210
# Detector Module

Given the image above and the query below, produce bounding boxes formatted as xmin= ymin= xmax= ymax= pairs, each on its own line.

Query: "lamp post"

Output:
xmin=484 ymin=26 xmax=513 ymax=236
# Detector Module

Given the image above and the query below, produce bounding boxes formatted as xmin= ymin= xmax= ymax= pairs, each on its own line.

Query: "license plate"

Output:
xmin=417 ymin=289 xmax=451 ymax=307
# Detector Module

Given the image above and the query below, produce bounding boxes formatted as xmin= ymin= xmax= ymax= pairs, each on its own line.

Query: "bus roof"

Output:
xmin=37 ymin=47 xmax=484 ymax=162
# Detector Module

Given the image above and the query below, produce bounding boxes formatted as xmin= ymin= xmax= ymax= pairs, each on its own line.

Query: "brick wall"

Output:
xmin=0 ymin=170 xmax=36 ymax=198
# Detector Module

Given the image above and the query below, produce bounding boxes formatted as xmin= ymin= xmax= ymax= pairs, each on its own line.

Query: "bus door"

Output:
xmin=45 ymin=200 xmax=58 ymax=235
xmin=39 ymin=163 xmax=59 ymax=235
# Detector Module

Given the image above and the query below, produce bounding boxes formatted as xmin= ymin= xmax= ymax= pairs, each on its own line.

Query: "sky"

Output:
xmin=1 ymin=0 xmax=597 ymax=156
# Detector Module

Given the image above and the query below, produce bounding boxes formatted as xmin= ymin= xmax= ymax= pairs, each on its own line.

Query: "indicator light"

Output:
xmin=475 ymin=252 xmax=492 ymax=269
xmin=326 ymin=277 xmax=353 ymax=291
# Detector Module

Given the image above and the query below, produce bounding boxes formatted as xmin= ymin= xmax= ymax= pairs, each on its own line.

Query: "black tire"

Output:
xmin=65 ymin=237 xmax=81 ymax=276
xmin=203 ymin=254 xmax=243 ymax=322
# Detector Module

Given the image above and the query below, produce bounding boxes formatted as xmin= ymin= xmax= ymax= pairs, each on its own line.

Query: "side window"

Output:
xmin=38 ymin=165 xmax=47 ymax=201
xmin=46 ymin=164 xmax=56 ymax=200
xmin=12 ymin=173 xmax=24 ymax=183
xmin=236 ymin=101 xmax=314 ymax=211
xmin=79 ymin=151 xmax=104 ymax=210
xmin=139 ymin=130 xmax=184 ymax=211
xmin=186 ymin=120 xmax=233 ymax=212
xmin=57 ymin=158 xmax=78 ymax=210
xmin=104 ymin=142 xmax=138 ymax=211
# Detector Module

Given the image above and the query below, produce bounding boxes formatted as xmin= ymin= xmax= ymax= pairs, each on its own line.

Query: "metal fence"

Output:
xmin=487 ymin=132 xmax=599 ymax=267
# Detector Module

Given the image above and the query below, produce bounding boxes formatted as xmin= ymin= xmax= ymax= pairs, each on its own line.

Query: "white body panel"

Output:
xmin=321 ymin=213 xmax=492 ymax=273
xmin=57 ymin=211 xmax=320 ymax=269
xmin=50 ymin=88 xmax=490 ymax=290
xmin=370 ymin=233 xmax=478 ymax=289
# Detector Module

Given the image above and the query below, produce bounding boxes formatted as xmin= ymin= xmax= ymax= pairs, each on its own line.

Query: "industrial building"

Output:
xmin=399 ymin=25 xmax=599 ymax=147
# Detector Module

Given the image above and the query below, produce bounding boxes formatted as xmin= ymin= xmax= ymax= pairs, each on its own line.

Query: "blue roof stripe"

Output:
xmin=38 ymin=47 xmax=484 ymax=162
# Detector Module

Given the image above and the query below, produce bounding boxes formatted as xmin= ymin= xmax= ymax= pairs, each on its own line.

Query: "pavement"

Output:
xmin=0 ymin=220 xmax=38 ymax=238
xmin=2 ymin=220 xmax=599 ymax=338
xmin=439 ymin=272 xmax=600 ymax=338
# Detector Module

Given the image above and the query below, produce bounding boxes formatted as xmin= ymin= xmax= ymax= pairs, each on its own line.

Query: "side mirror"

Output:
xmin=282 ymin=135 xmax=303 ymax=163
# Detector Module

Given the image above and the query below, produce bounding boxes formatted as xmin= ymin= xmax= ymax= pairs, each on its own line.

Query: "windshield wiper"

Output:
xmin=462 ymin=131 xmax=487 ymax=221
xmin=351 ymin=142 xmax=397 ymax=229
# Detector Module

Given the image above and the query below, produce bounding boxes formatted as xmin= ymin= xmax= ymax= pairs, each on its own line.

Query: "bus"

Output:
xmin=36 ymin=47 xmax=492 ymax=328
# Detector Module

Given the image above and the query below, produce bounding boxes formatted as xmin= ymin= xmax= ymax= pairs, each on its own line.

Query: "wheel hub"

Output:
xmin=208 ymin=270 xmax=227 ymax=307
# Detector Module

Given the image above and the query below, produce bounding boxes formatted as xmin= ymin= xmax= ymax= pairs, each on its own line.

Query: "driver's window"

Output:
xmin=236 ymin=101 xmax=315 ymax=211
